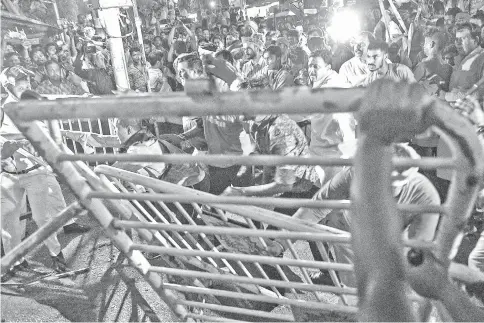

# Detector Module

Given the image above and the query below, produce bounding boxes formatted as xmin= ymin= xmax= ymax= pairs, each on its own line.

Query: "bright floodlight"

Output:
xmin=327 ymin=10 xmax=361 ymax=43
xmin=210 ymin=1 xmax=216 ymax=8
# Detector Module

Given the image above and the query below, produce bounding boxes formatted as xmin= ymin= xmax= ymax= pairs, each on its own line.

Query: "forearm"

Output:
xmin=184 ymin=25 xmax=194 ymax=38
xmin=73 ymin=54 xmax=84 ymax=76
xmin=168 ymin=27 xmax=176 ymax=46
xmin=180 ymin=126 xmax=203 ymax=140
xmin=168 ymin=47 xmax=174 ymax=62
xmin=234 ymin=182 xmax=293 ymax=197
xmin=70 ymin=36 xmax=77 ymax=57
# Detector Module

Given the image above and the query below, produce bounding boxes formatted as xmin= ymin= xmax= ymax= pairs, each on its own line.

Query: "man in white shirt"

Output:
xmin=308 ymin=50 xmax=356 ymax=185
xmin=339 ymin=31 xmax=375 ymax=86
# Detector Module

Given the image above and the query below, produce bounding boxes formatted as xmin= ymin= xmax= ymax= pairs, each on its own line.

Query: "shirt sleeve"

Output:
xmin=272 ymin=70 xmax=293 ymax=90
xmin=292 ymin=168 xmax=353 ymax=224
xmin=413 ymin=62 xmax=426 ymax=83
xmin=399 ymin=173 xmax=441 ymax=241
xmin=339 ymin=63 xmax=351 ymax=84
xmin=70 ymin=81 xmax=85 ymax=95
xmin=398 ymin=64 xmax=416 ymax=83
xmin=35 ymin=83 xmax=48 ymax=94
xmin=127 ymin=68 xmax=135 ymax=90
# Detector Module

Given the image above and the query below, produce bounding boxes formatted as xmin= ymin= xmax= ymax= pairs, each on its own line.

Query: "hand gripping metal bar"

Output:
xmin=351 ymin=80 xmax=484 ymax=321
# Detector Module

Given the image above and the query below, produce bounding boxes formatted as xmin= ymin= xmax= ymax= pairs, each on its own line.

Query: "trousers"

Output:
xmin=1 ymin=171 xmax=64 ymax=257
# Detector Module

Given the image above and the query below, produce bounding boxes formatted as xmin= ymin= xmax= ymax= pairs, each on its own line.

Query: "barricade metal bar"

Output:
xmin=137 ymin=186 xmax=239 ymax=278
xmin=112 ymin=220 xmax=437 ymax=250
xmin=80 ymin=170 xmax=154 ymax=242
xmin=428 ymin=122 xmax=484 ymax=261
xmin=133 ymin=189 xmax=221 ymax=270
xmin=313 ymin=239 xmax=350 ymax=305
xmin=253 ymin=261 xmax=284 ymax=298
xmin=57 ymin=153 xmax=456 ymax=170
xmin=348 ymin=86 xmax=484 ymax=321
xmin=66 ymin=119 xmax=79 ymax=154
xmin=143 ymin=189 xmax=240 ymax=276
xmin=113 ymin=178 xmax=249 ymax=281
xmin=152 ymin=266 xmax=434 ymax=302
xmin=143 ymin=198 xmax=212 ymax=264
xmin=110 ymin=178 xmax=184 ymax=250
xmin=165 ymin=283 xmax=359 ymax=313
xmin=177 ymin=299 xmax=295 ymax=321
xmin=242 ymin=218 xmax=287 ymax=297
xmin=5 ymin=87 xmax=366 ymax=121
xmin=127 ymin=183 xmax=205 ymax=256
xmin=88 ymin=191 xmax=447 ymax=213
xmin=284 ymin=239 xmax=324 ymax=301
xmin=185 ymin=313 xmax=248 ymax=322
xmin=92 ymin=166 xmax=434 ymax=236
xmin=10 ymin=120 xmax=189 ymax=320
xmin=1 ymin=203 xmax=84 ymax=274
xmin=132 ymin=244 xmax=354 ymax=271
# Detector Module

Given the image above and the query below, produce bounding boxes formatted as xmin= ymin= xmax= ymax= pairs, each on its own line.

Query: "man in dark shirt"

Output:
xmin=128 ymin=47 xmax=148 ymax=92
xmin=73 ymin=45 xmax=114 ymax=95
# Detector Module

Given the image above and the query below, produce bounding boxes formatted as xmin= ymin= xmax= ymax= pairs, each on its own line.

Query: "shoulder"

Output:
xmin=340 ymin=57 xmax=357 ymax=70
xmin=413 ymin=61 xmax=427 ymax=75
xmin=278 ymin=69 xmax=292 ymax=78
xmin=270 ymin=115 xmax=300 ymax=136
xmin=277 ymin=69 xmax=294 ymax=83
xmin=64 ymin=79 xmax=79 ymax=88
xmin=393 ymin=63 xmax=416 ymax=81
xmin=393 ymin=63 xmax=413 ymax=73
xmin=36 ymin=80 xmax=51 ymax=91
xmin=401 ymin=172 xmax=440 ymax=204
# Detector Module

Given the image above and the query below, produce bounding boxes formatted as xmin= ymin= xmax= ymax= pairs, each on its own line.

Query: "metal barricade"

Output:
xmin=3 ymin=82 xmax=484 ymax=322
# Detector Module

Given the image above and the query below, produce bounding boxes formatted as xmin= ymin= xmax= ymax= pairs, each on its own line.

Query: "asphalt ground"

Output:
xmin=1 ymin=210 xmax=177 ymax=322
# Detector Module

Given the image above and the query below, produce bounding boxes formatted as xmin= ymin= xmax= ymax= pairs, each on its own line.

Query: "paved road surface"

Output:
xmin=1 ymin=211 xmax=176 ymax=322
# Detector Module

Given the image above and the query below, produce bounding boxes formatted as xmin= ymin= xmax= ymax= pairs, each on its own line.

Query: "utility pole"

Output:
xmin=43 ymin=0 xmax=66 ymax=41
xmin=131 ymin=0 xmax=150 ymax=92
xmin=98 ymin=6 xmax=130 ymax=90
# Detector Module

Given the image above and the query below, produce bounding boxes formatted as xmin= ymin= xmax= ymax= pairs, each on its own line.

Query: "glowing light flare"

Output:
xmin=209 ymin=1 xmax=216 ymax=8
xmin=327 ymin=10 xmax=361 ymax=43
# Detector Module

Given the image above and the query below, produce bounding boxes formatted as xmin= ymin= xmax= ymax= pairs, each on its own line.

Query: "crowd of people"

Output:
xmin=1 ymin=0 xmax=484 ymax=313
